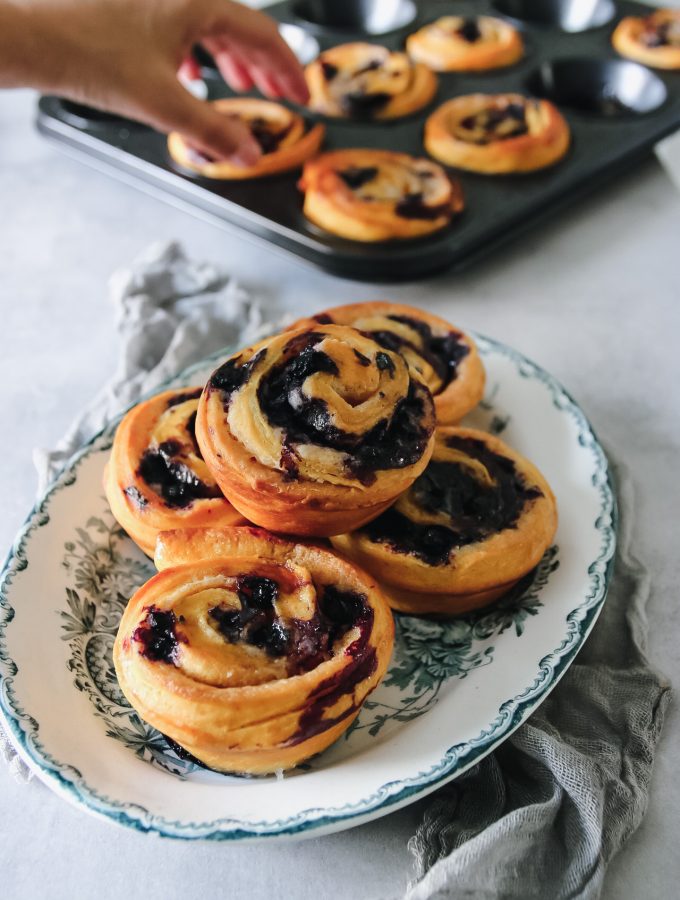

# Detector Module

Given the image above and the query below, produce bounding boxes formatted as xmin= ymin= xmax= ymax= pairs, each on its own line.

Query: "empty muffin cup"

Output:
xmin=292 ymin=0 xmax=417 ymax=36
xmin=527 ymin=58 xmax=668 ymax=116
xmin=493 ymin=0 xmax=615 ymax=33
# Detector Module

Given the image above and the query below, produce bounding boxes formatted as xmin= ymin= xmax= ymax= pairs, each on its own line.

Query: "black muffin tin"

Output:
xmin=36 ymin=0 xmax=680 ymax=281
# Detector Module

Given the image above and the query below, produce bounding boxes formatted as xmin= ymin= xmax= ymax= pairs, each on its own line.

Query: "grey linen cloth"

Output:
xmin=1 ymin=243 xmax=672 ymax=900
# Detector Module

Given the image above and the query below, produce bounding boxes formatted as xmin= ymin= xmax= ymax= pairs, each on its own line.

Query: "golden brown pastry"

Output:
xmin=104 ymin=388 xmax=244 ymax=556
xmin=331 ymin=427 xmax=558 ymax=616
xmin=195 ymin=325 xmax=436 ymax=536
xmin=167 ymin=98 xmax=325 ymax=178
xmin=407 ymin=15 xmax=524 ymax=72
xmin=298 ymin=148 xmax=464 ymax=241
xmin=612 ymin=9 xmax=680 ymax=68
xmin=114 ymin=526 xmax=394 ymax=774
xmin=289 ymin=301 xmax=485 ymax=425
xmin=425 ymin=93 xmax=570 ymax=174
xmin=305 ymin=42 xmax=437 ymax=120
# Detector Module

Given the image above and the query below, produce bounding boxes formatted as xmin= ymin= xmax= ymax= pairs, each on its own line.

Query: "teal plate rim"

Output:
xmin=0 ymin=333 xmax=618 ymax=840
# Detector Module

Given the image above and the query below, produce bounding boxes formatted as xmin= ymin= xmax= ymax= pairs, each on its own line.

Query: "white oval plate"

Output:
xmin=0 ymin=335 xmax=616 ymax=840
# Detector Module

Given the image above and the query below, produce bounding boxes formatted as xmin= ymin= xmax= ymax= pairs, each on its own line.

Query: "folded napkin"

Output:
xmin=1 ymin=243 xmax=671 ymax=900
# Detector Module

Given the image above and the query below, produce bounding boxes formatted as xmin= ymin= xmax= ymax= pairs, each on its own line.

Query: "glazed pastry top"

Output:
xmin=129 ymin=389 xmax=221 ymax=510
xmin=201 ymin=325 xmax=436 ymax=488
xmin=359 ymin=431 xmax=544 ymax=566
xmin=310 ymin=309 xmax=470 ymax=399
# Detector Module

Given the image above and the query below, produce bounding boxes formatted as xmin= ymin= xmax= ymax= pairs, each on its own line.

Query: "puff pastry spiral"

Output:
xmin=425 ymin=93 xmax=570 ymax=174
xmin=114 ymin=526 xmax=394 ymax=774
xmin=290 ymin=301 xmax=485 ymax=424
xmin=305 ymin=42 xmax=437 ymax=120
xmin=195 ymin=325 xmax=436 ymax=536
xmin=331 ymin=427 xmax=557 ymax=616
xmin=299 ymin=148 xmax=464 ymax=241
xmin=167 ymin=98 xmax=325 ymax=178
xmin=612 ymin=9 xmax=680 ymax=69
xmin=104 ymin=388 xmax=244 ymax=556
xmin=407 ymin=15 xmax=524 ymax=72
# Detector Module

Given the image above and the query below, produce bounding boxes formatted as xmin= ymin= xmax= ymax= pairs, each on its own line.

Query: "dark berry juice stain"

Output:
xmin=460 ymin=103 xmax=528 ymax=144
xmin=166 ymin=388 xmax=202 ymax=408
xmin=368 ymin=314 xmax=469 ymax=388
xmin=341 ymin=91 xmax=392 ymax=118
xmin=457 ymin=17 xmax=482 ymax=42
xmin=288 ymin=595 xmax=376 ymax=745
xmin=353 ymin=349 xmax=371 ymax=366
xmin=209 ymin=574 xmax=371 ymax=678
xmin=249 ymin=118 xmax=292 ymax=155
xmin=337 ymin=166 xmax=379 ymax=189
xmin=208 ymin=348 xmax=267 ymax=405
xmin=138 ymin=439 xmax=221 ymax=509
xmin=133 ymin=606 xmax=186 ymax=664
xmin=641 ymin=21 xmax=679 ymax=47
xmin=321 ymin=60 xmax=339 ymax=80
xmin=395 ymin=193 xmax=451 ymax=221
xmin=375 ymin=351 xmax=395 ymax=376
xmin=256 ymin=332 xmax=434 ymax=485
xmin=363 ymin=435 xmax=543 ymax=565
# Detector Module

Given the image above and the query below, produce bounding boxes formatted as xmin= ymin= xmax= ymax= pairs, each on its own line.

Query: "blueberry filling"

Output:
xmin=208 ymin=348 xmax=267 ymax=404
xmin=133 ymin=606 xmax=186 ymax=663
xmin=248 ymin=117 xmax=293 ymax=155
xmin=341 ymin=91 xmax=392 ymax=118
xmin=255 ymin=332 xmax=434 ymax=485
xmin=457 ymin=18 xmax=482 ymax=42
xmin=641 ymin=20 xmax=680 ymax=47
xmin=395 ymin=193 xmax=451 ymax=221
xmin=209 ymin=576 xmax=371 ymax=676
xmin=337 ymin=166 xmax=379 ymax=189
xmin=460 ymin=103 xmax=528 ymax=144
xmin=367 ymin=314 xmax=469 ymax=388
xmin=166 ymin=388 xmax=203 ymax=408
xmin=362 ymin=435 xmax=543 ymax=565
xmin=321 ymin=60 xmax=339 ymax=80
xmin=138 ymin=438 xmax=221 ymax=509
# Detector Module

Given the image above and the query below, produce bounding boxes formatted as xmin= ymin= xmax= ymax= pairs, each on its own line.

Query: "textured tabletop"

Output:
xmin=1 ymin=85 xmax=678 ymax=900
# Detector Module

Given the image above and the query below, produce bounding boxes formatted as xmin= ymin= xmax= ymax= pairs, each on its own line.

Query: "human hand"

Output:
xmin=6 ymin=0 xmax=309 ymax=165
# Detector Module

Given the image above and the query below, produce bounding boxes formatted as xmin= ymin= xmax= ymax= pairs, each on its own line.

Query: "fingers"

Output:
xmin=200 ymin=5 xmax=310 ymax=105
xmin=148 ymin=79 xmax=261 ymax=165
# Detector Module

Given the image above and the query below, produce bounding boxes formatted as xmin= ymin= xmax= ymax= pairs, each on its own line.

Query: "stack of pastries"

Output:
xmin=107 ymin=302 xmax=557 ymax=775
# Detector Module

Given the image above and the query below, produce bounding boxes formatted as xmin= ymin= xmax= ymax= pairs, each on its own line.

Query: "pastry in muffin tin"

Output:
xmin=407 ymin=15 xmax=524 ymax=72
xmin=195 ymin=324 xmax=436 ymax=536
xmin=298 ymin=148 xmax=464 ymax=241
xmin=425 ymin=93 xmax=570 ymax=174
xmin=305 ymin=41 xmax=437 ymax=120
xmin=331 ymin=427 xmax=558 ymax=616
xmin=289 ymin=301 xmax=485 ymax=425
xmin=103 ymin=388 xmax=244 ymax=556
xmin=612 ymin=9 xmax=680 ymax=69
xmin=167 ymin=98 xmax=325 ymax=179
xmin=114 ymin=526 xmax=394 ymax=774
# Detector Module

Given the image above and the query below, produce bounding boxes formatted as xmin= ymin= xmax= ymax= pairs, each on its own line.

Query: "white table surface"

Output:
xmin=1 ymin=80 xmax=679 ymax=900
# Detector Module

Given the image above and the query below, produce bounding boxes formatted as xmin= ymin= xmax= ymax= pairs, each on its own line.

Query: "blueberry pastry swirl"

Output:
xmin=195 ymin=325 xmax=437 ymax=536
xmin=407 ymin=15 xmax=524 ymax=72
xmin=114 ymin=526 xmax=394 ymax=774
xmin=167 ymin=98 xmax=325 ymax=179
xmin=305 ymin=42 xmax=437 ymax=120
xmin=425 ymin=94 xmax=570 ymax=174
xmin=104 ymin=388 xmax=244 ymax=556
xmin=331 ymin=427 xmax=558 ymax=616
xmin=298 ymin=148 xmax=464 ymax=241
xmin=612 ymin=9 xmax=680 ymax=69
xmin=290 ymin=301 xmax=485 ymax=424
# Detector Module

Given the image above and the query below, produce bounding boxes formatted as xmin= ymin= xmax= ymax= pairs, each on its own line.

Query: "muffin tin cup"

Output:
xmin=493 ymin=0 xmax=616 ymax=33
xmin=36 ymin=0 xmax=680 ymax=282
